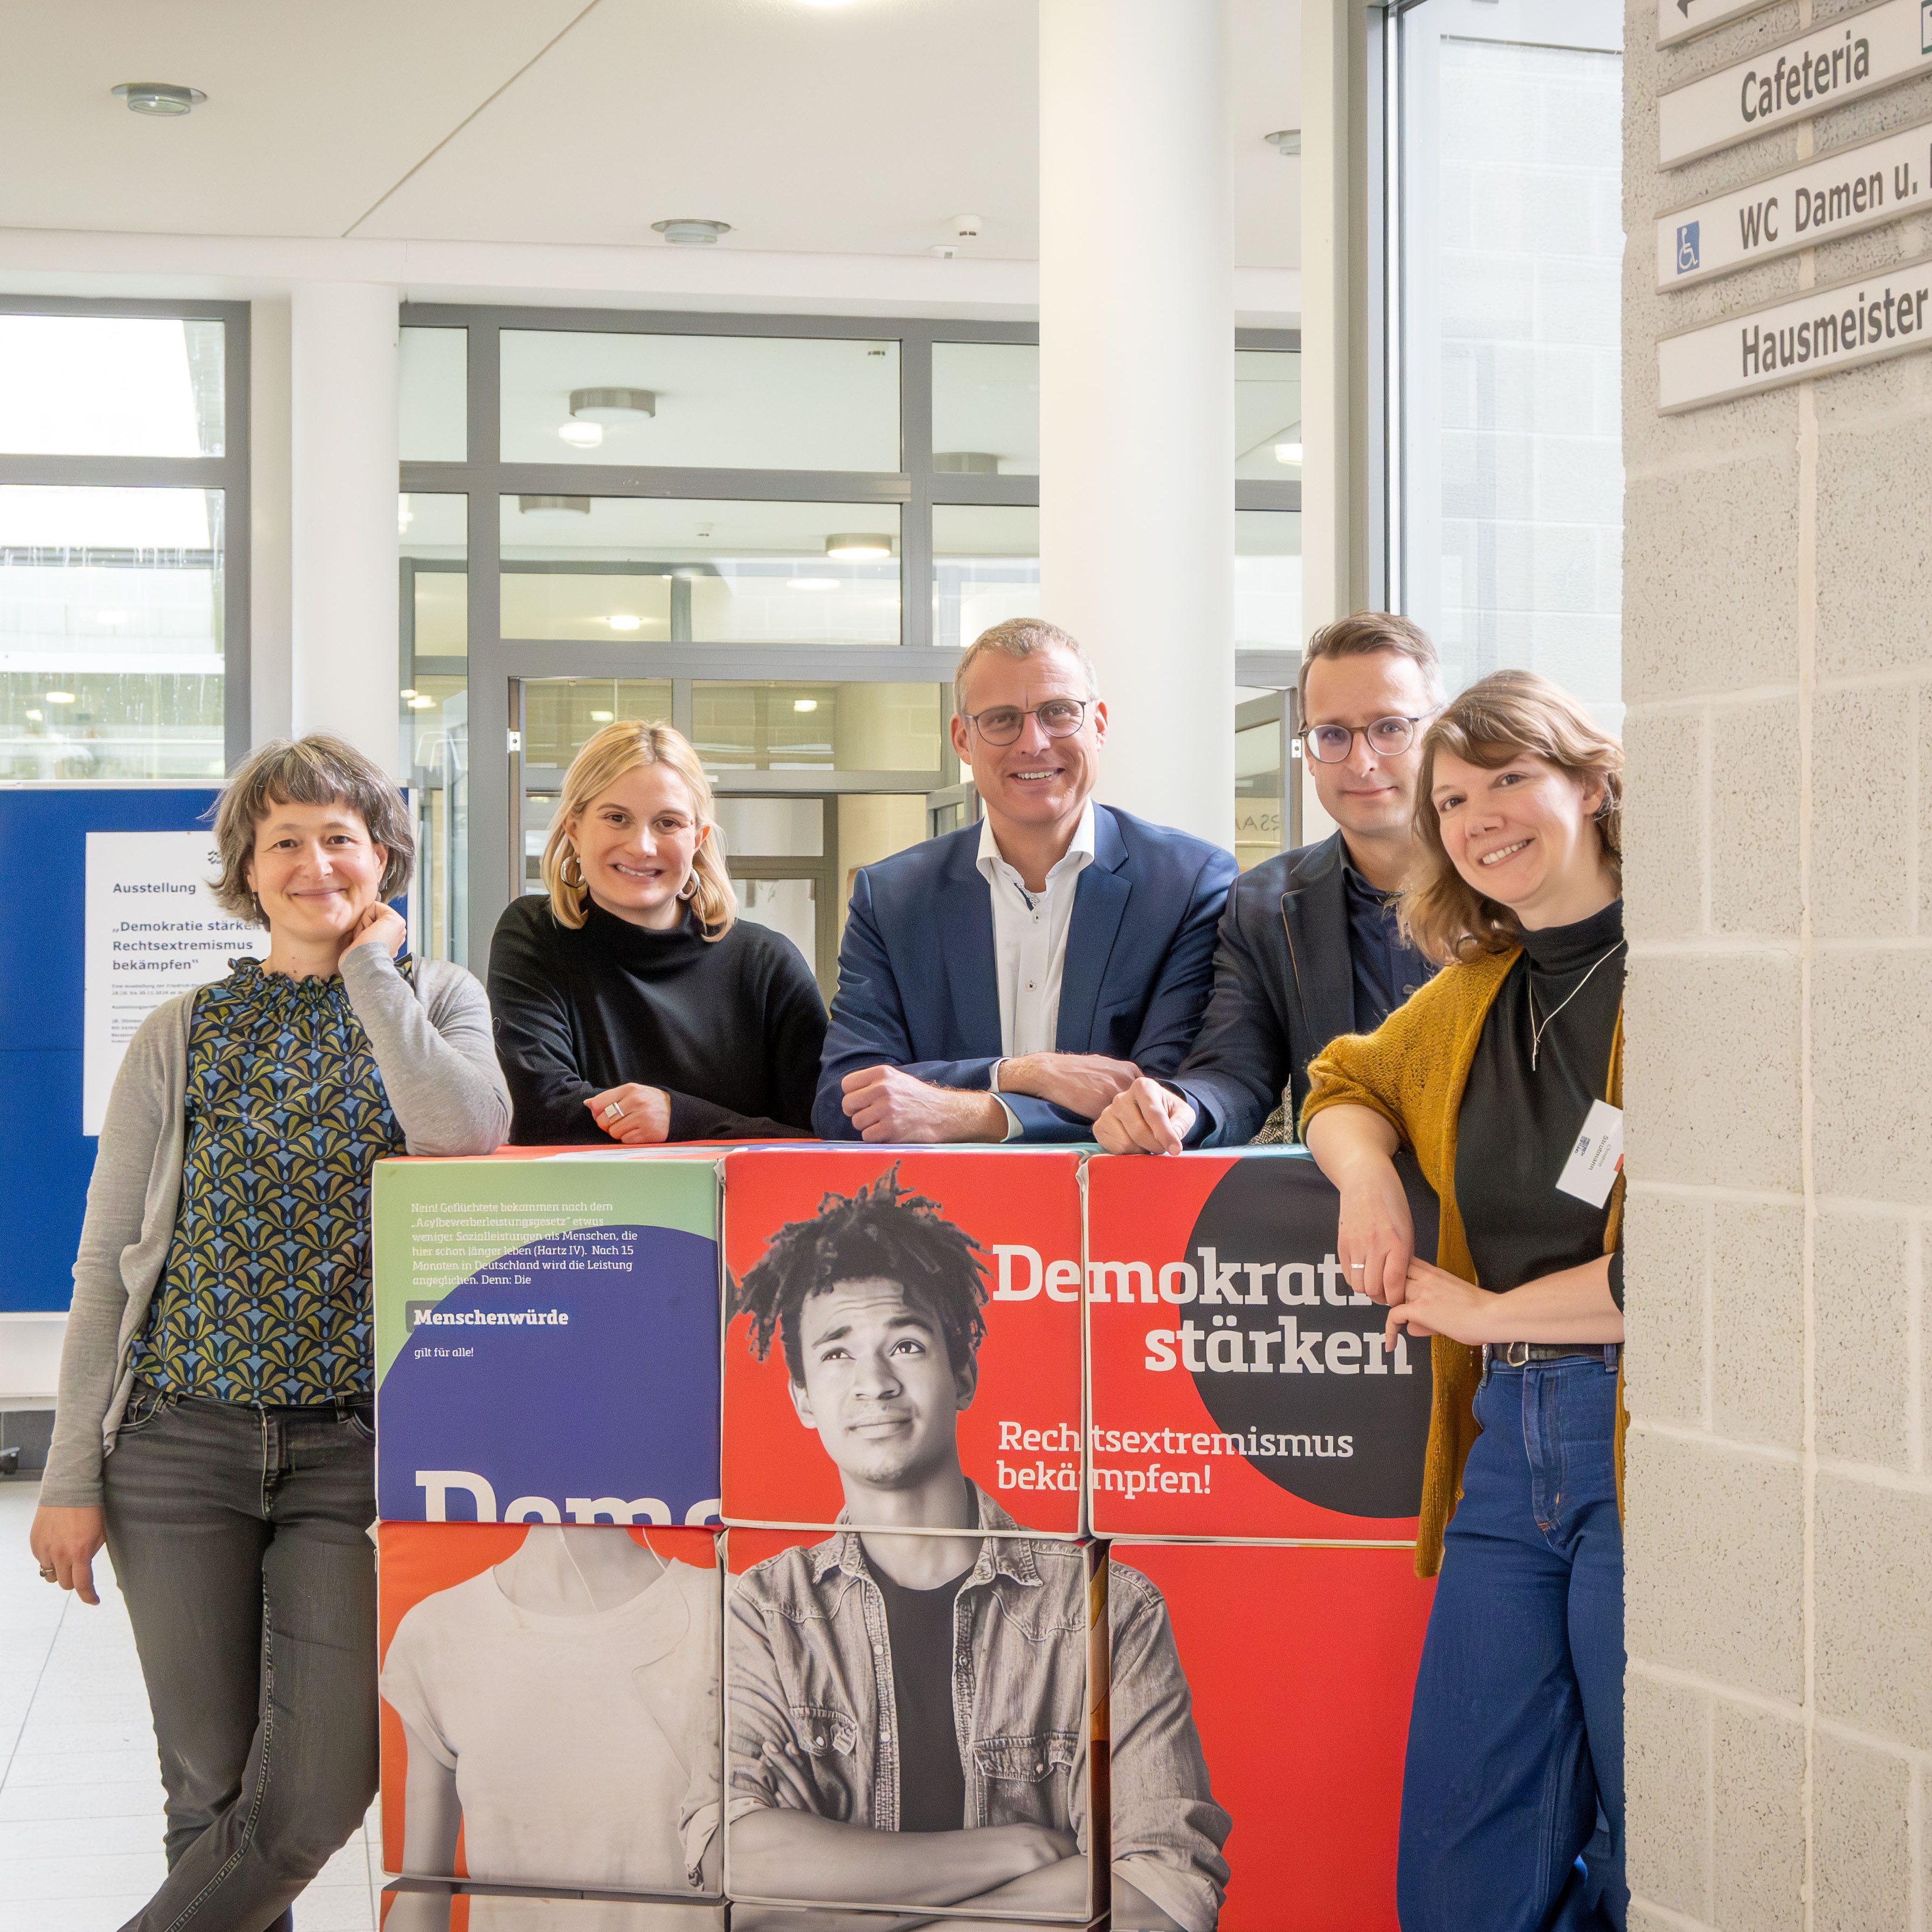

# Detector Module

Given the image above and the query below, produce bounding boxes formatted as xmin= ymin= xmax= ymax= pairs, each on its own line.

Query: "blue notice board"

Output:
xmin=0 ymin=786 xmax=221 ymax=1313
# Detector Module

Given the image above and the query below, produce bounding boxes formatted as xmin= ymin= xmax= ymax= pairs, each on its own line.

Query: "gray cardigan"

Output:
xmin=40 ymin=946 xmax=511 ymax=1508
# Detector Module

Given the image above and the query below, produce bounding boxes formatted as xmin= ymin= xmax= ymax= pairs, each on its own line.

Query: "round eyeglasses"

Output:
xmin=1299 ymin=713 xmax=1434 ymax=763
xmin=960 ymin=699 xmax=1092 ymax=746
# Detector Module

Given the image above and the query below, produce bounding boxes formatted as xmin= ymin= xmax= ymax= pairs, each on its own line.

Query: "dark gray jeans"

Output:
xmin=101 ymin=1382 xmax=378 ymax=1932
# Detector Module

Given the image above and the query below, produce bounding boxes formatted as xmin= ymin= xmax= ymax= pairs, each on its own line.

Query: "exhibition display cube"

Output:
xmin=1109 ymin=1541 xmax=1434 ymax=1932
xmin=723 ymin=1526 xmax=1108 ymax=1923
xmin=720 ymin=1148 xmax=1085 ymax=1537
xmin=376 ymin=1522 xmax=725 ymax=1907
xmin=372 ymin=1148 xmax=723 ymax=1527
xmin=1086 ymin=1147 xmax=1441 ymax=1541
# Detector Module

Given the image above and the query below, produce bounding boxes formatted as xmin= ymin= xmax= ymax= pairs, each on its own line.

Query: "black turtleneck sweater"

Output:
xmin=1453 ymin=899 xmax=1626 ymax=1303
xmin=487 ymin=895 xmax=827 ymax=1144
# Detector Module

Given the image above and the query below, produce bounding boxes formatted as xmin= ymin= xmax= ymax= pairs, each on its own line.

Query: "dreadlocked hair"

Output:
xmin=733 ymin=1165 xmax=990 ymax=1384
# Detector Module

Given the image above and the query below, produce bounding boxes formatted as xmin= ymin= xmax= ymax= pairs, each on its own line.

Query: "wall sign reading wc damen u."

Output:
xmin=1658 ymin=0 xmax=1932 ymax=169
xmin=1658 ymin=253 xmax=1932 ymax=409
xmin=1658 ymin=119 xmax=1932 ymax=288
xmin=1086 ymin=1148 xmax=1440 ymax=1540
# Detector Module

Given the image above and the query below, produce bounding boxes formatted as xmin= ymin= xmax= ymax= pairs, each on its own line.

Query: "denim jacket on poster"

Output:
xmin=726 ymin=1485 xmax=1231 ymax=1932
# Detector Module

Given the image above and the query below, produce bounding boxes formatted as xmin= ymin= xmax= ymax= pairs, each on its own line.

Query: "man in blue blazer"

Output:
xmin=815 ymin=619 xmax=1238 ymax=1143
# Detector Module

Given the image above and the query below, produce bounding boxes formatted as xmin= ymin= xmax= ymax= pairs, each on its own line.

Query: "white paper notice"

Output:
xmin=83 ymin=831 xmax=268 ymax=1135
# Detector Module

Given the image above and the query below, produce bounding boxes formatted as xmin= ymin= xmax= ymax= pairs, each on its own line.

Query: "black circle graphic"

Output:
xmin=1181 ymin=1153 xmax=1441 ymax=1519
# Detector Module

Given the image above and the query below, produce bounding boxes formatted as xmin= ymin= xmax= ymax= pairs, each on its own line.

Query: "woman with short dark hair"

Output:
xmin=1302 ymin=670 xmax=1630 ymax=1931
xmin=31 ymin=733 xmax=508 ymax=1932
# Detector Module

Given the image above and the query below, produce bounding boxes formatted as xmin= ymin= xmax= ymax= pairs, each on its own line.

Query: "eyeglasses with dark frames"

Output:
xmin=1299 ymin=713 xmax=1436 ymax=764
xmin=959 ymin=698 xmax=1093 ymax=747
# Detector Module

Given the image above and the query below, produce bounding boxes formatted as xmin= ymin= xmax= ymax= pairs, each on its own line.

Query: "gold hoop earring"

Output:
xmin=678 ymin=871 xmax=699 ymax=902
xmin=560 ymin=847 xmax=585 ymax=891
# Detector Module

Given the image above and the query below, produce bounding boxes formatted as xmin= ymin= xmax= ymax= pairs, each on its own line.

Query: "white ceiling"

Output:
xmin=0 ymin=0 xmax=1300 ymax=269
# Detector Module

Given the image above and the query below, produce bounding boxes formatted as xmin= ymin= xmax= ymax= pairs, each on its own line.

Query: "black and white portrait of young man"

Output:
xmin=725 ymin=1171 xmax=1231 ymax=1930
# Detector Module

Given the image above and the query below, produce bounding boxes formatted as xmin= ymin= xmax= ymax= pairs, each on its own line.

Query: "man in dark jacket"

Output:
xmin=1094 ymin=612 xmax=1444 ymax=1153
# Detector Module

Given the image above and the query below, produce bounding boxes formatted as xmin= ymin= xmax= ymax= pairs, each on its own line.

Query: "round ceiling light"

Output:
xmin=517 ymin=495 xmax=593 ymax=516
xmin=570 ymin=387 xmax=656 ymax=424
xmin=558 ymin=421 xmax=604 ymax=448
xmin=652 ymin=219 xmax=732 ymax=246
xmin=825 ymin=533 xmax=894 ymax=560
xmin=45 ymin=691 xmax=77 ymax=705
xmin=1265 ymin=129 xmax=1302 ymax=157
xmin=113 ymin=82 xmax=206 ymax=116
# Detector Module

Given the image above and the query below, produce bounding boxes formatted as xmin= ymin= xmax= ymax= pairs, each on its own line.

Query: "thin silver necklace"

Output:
xmin=1526 ymin=939 xmax=1626 ymax=1072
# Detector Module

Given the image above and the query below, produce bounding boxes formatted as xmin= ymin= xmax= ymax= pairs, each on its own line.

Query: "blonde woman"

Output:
xmin=31 ymin=735 xmax=508 ymax=1932
xmin=488 ymin=720 xmax=825 ymax=1143
xmin=1300 ymin=671 xmax=1628 ymax=1932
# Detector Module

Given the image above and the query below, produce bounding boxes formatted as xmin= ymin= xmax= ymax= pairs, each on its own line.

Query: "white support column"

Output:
xmin=1038 ymin=0 xmax=1234 ymax=849
xmin=289 ymin=282 xmax=401 ymax=774
xmin=1299 ymin=0 xmax=1353 ymax=639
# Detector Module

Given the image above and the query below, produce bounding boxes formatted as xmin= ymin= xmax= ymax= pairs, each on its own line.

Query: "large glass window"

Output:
xmin=500 ymin=331 xmax=900 ymax=472
xmin=933 ymin=506 xmax=1039 ymax=650
xmin=1393 ymin=0 xmax=1624 ymax=722
xmin=932 ymin=343 xmax=1039 ymax=474
xmin=0 ymin=305 xmax=245 ymax=779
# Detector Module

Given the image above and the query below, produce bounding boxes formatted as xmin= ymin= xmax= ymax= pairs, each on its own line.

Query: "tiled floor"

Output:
xmin=0 ymin=1481 xmax=382 ymax=1931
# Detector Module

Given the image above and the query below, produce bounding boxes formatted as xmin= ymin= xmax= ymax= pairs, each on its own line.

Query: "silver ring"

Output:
xmin=604 ymin=1101 xmax=624 ymax=1121
xmin=1349 ymin=1262 xmax=1364 ymax=1269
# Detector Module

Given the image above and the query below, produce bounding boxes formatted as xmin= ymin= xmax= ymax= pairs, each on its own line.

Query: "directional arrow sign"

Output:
xmin=1657 ymin=0 xmax=1781 ymax=51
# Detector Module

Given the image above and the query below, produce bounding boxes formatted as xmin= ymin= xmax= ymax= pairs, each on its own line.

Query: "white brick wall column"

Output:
xmin=1623 ymin=5 xmax=1932 ymax=1928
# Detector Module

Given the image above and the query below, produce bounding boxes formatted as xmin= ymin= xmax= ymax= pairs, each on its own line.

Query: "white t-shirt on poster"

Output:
xmin=381 ymin=1554 xmax=722 ymax=1923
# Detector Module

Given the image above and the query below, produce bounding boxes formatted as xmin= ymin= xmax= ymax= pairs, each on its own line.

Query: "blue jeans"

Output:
xmin=101 ymin=1383 xmax=378 ymax=1932
xmin=1397 ymin=1353 xmax=1626 ymax=1932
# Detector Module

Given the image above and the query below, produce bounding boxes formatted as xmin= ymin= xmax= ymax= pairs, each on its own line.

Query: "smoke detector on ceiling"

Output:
xmin=113 ymin=82 xmax=205 ymax=116
xmin=951 ymin=213 xmax=984 ymax=239
xmin=652 ymin=219 xmax=732 ymax=246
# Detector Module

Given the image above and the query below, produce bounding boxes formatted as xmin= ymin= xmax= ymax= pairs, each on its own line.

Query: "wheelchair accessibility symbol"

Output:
xmin=1676 ymin=222 xmax=1700 ymax=274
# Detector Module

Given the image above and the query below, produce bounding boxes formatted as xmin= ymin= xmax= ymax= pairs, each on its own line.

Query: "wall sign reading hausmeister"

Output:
xmin=1658 ymin=254 xmax=1932 ymax=409
xmin=1658 ymin=0 xmax=1932 ymax=168
xmin=1658 ymin=119 xmax=1932 ymax=287
xmin=1656 ymin=0 xmax=1779 ymax=51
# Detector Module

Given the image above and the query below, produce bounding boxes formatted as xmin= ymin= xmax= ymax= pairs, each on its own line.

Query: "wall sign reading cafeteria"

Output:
xmin=372 ymin=1144 xmax=1436 ymax=1931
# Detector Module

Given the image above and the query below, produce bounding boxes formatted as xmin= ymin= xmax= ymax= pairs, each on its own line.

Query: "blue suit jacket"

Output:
xmin=813 ymin=804 xmax=1239 ymax=1142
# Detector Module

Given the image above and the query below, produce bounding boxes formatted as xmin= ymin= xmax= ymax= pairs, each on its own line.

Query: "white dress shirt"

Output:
xmin=976 ymin=802 xmax=1097 ymax=1137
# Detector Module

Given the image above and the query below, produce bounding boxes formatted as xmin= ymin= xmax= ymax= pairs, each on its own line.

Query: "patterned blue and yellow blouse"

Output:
xmin=132 ymin=955 xmax=411 ymax=1404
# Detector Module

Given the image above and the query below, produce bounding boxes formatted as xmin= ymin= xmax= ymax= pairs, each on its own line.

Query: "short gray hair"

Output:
xmin=953 ymin=618 xmax=1100 ymax=714
xmin=210 ymin=735 xmax=414 ymax=922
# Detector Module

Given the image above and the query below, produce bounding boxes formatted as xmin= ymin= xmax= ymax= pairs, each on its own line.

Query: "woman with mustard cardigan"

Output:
xmin=1302 ymin=670 xmax=1629 ymax=1932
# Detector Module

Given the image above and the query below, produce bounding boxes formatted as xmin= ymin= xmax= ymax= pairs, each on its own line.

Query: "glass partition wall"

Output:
xmin=399 ymin=310 xmax=1302 ymax=974
xmin=0 ymin=300 xmax=250 ymax=781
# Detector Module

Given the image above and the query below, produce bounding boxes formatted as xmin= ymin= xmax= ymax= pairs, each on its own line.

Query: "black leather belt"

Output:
xmin=1483 ymin=1342 xmax=1622 ymax=1368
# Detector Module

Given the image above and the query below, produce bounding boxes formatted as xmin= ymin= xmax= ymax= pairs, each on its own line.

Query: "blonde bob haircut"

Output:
xmin=211 ymin=734 xmax=414 ymax=923
xmin=1399 ymin=668 xmax=1623 ymax=966
xmin=541 ymin=720 xmax=735 ymax=940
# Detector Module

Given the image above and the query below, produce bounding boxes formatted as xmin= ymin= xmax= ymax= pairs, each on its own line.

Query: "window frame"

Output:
xmin=0 ymin=293 xmax=252 ymax=772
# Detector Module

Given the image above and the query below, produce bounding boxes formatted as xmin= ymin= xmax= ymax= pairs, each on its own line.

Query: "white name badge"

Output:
xmin=1557 ymin=1100 xmax=1625 ymax=1208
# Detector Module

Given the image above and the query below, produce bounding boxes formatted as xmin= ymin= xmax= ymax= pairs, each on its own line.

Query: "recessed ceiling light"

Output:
xmin=570 ymin=388 xmax=656 ymax=425
xmin=518 ymin=495 xmax=593 ymax=516
xmin=400 ymin=688 xmax=418 ymax=699
xmin=605 ymin=615 xmax=643 ymax=631
xmin=825 ymin=533 xmax=894 ymax=560
xmin=589 ymin=710 xmax=615 ymax=722
xmin=408 ymin=695 xmax=434 ymax=710
xmin=113 ymin=81 xmax=205 ymax=117
xmin=1274 ymin=441 xmax=1304 ymax=464
xmin=793 ymin=698 xmax=820 ymax=712
xmin=46 ymin=691 xmax=76 ymax=705
xmin=1266 ymin=129 xmax=1302 ymax=157
xmin=788 ymin=578 xmax=838 ymax=591
xmin=24 ymin=709 xmax=42 ymax=722
xmin=652 ymin=219 xmax=732 ymax=246
xmin=558 ymin=420 xmax=604 ymax=448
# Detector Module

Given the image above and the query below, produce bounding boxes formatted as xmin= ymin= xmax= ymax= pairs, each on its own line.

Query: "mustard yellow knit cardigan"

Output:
xmin=1299 ymin=946 xmax=1626 ymax=1578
